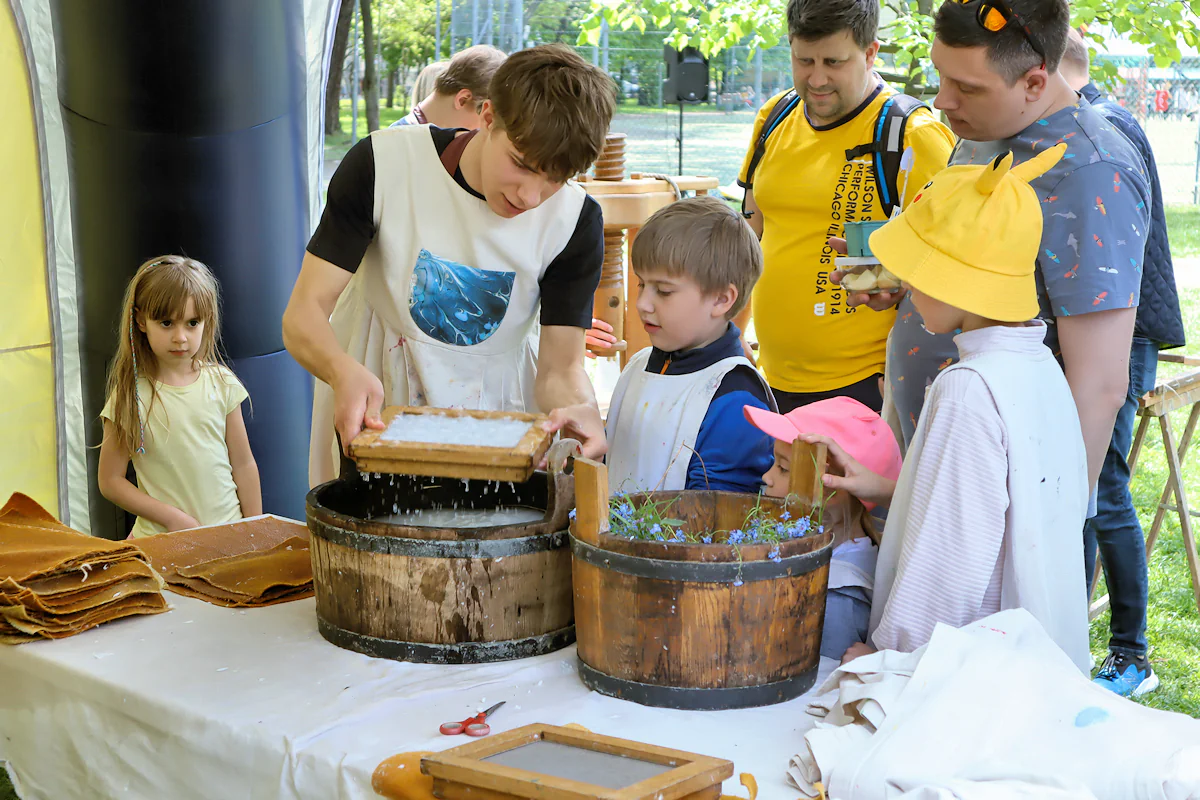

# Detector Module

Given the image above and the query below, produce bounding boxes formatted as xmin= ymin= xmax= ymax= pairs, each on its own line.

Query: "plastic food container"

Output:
xmin=833 ymin=256 xmax=902 ymax=295
xmin=843 ymin=219 xmax=889 ymax=258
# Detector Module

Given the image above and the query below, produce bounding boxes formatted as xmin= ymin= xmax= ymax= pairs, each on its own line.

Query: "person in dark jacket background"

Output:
xmin=1061 ymin=28 xmax=1186 ymax=697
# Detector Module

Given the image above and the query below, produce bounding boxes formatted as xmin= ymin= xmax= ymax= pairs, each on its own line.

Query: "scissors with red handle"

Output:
xmin=440 ymin=702 xmax=505 ymax=737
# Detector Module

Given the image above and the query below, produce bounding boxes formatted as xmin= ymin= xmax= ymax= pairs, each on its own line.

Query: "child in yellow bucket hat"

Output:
xmin=804 ymin=143 xmax=1092 ymax=671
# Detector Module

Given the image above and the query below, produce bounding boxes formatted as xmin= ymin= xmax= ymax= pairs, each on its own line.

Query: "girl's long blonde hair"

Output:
xmin=104 ymin=255 xmax=227 ymax=456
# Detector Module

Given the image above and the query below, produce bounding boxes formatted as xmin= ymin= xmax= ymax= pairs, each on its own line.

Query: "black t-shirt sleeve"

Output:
xmin=306 ymin=136 xmax=377 ymax=272
xmin=714 ymin=365 xmax=770 ymax=404
xmin=538 ymin=195 xmax=603 ymax=328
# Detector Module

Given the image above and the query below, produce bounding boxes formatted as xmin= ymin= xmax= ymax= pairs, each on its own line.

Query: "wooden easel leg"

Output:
xmin=1159 ymin=411 xmax=1200 ymax=614
xmin=1089 ymin=559 xmax=1104 ymax=606
xmin=1146 ymin=405 xmax=1200 ymax=554
xmin=1127 ymin=413 xmax=1151 ymax=475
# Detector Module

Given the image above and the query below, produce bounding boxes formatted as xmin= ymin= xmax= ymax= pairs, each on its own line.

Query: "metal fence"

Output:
xmin=537 ymin=40 xmax=797 ymax=191
xmin=1098 ymin=56 xmax=1200 ymax=204
xmin=538 ymin=37 xmax=1200 ymax=205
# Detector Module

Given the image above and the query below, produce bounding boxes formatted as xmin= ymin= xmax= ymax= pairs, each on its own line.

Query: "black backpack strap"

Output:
xmin=740 ymin=89 xmax=800 ymax=215
xmin=844 ymin=92 xmax=928 ymax=217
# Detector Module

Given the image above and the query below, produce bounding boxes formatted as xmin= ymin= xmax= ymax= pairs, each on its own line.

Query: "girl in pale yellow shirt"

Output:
xmin=98 ymin=256 xmax=261 ymax=538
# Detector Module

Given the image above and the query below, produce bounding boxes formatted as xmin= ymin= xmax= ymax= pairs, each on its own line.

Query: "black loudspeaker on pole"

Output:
xmin=52 ymin=0 xmax=314 ymax=539
xmin=663 ymin=45 xmax=710 ymax=176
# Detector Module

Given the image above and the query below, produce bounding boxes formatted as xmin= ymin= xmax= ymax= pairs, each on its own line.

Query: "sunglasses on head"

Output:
xmin=952 ymin=0 xmax=1047 ymax=70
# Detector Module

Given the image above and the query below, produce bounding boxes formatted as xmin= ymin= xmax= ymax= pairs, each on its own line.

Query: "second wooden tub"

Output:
xmin=572 ymin=473 xmax=834 ymax=709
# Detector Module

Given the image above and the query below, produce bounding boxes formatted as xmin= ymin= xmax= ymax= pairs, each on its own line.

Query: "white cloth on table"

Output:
xmin=894 ymin=781 xmax=1098 ymax=799
xmin=789 ymin=608 xmax=1200 ymax=799
xmin=0 ymin=594 xmax=837 ymax=800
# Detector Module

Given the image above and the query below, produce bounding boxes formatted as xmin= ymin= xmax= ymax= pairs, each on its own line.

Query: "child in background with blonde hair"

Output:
xmin=98 ymin=256 xmax=260 ymax=537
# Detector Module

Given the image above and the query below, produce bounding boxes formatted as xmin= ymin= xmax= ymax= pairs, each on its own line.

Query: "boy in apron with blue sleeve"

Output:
xmin=283 ymin=45 xmax=615 ymax=486
xmin=560 ymin=196 xmax=776 ymax=494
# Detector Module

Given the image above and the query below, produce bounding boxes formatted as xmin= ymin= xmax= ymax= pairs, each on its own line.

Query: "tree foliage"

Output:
xmin=579 ymin=0 xmax=1200 ymax=92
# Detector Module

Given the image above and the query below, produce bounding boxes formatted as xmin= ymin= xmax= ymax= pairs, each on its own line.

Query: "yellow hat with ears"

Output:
xmin=868 ymin=142 xmax=1068 ymax=323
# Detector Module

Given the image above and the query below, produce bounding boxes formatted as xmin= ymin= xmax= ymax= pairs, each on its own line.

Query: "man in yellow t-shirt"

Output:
xmin=739 ymin=0 xmax=955 ymax=412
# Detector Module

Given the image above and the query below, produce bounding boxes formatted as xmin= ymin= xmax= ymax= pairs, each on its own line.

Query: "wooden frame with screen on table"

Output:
xmin=347 ymin=406 xmax=553 ymax=482
xmin=420 ymin=723 xmax=733 ymax=799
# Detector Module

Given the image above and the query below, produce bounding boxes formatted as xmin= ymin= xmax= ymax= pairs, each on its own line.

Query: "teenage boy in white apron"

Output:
xmin=283 ymin=45 xmax=615 ymax=486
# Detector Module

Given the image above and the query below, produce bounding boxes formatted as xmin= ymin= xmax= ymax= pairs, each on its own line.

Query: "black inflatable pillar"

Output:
xmin=53 ymin=0 xmax=313 ymax=538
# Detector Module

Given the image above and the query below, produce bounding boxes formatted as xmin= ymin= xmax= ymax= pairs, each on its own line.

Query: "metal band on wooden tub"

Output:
xmin=569 ymin=536 xmax=832 ymax=582
xmin=308 ymin=516 xmax=568 ymax=559
xmin=577 ymin=661 xmax=819 ymax=710
xmin=317 ymin=618 xmax=576 ymax=664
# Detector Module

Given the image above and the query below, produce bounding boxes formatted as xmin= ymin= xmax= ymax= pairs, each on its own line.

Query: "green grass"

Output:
xmin=324 ymin=98 xmax=413 ymax=161
xmin=1167 ymin=204 xmax=1200 ymax=259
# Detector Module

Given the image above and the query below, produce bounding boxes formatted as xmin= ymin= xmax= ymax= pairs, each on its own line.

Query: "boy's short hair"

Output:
xmin=787 ymin=0 xmax=878 ymax=49
xmin=488 ymin=44 xmax=616 ymax=183
xmin=934 ymin=0 xmax=1069 ymax=83
xmin=1061 ymin=28 xmax=1090 ymax=76
xmin=631 ymin=195 xmax=763 ymax=319
xmin=434 ymin=46 xmax=506 ymax=108
xmin=413 ymin=60 xmax=449 ymax=103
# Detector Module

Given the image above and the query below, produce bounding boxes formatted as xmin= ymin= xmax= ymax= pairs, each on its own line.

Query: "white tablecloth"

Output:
xmin=0 ymin=595 xmax=836 ymax=799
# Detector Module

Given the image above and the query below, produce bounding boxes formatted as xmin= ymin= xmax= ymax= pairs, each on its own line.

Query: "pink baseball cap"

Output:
xmin=744 ymin=397 xmax=903 ymax=506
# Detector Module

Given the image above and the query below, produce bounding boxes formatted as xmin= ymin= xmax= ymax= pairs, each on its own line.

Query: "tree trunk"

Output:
xmin=401 ymin=65 xmax=415 ymax=110
xmin=325 ymin=0 xmax=356 ymax=135
xmin=386 ymin=68 xmax=397 ymax=108
xmin=360 ymin=0 xmax=380 ymax=132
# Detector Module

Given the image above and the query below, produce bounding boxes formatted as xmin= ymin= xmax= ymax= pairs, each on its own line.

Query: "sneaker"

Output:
xmin=1092 ymin=651 xmax=1160 ymax=698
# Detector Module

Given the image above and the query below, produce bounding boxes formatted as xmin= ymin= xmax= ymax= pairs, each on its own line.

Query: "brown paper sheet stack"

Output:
xmin=0 ymin=493 xmax=168 ymax=644
xmin=134 ymin=515 xmax=314 ymax=607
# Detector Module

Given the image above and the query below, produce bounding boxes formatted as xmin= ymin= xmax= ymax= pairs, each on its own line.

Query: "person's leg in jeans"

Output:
xmin=1086 ymin=337 xmax=1159 ymax=696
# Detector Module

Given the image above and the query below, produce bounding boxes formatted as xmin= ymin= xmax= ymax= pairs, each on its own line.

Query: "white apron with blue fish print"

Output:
xmin=309 ymin=125 xmax=586 ymax=486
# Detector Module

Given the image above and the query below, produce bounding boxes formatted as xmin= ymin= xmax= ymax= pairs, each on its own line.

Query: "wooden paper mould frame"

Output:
xmin=421 ymin=723 xmax=733 ymax=800
xmin=348 ymin=406 xmax=553 ymax=482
